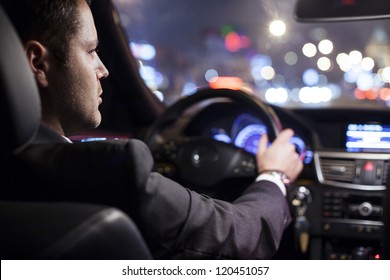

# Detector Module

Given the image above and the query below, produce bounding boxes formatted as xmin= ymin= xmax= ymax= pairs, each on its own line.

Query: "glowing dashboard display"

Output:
xmin=346 ymin=123 xmax=390 ymax=152
xmin=234 ymin=123 xmax=267 ymax=154
xmin=211 ymin=114 xmax=313 ymax=164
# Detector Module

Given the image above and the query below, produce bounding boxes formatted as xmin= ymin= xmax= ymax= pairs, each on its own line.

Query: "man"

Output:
xmin=1 ymin=0 xmax=303 ymax=259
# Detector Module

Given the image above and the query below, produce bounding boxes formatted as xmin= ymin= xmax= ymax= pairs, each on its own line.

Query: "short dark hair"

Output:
xmin=1 ymin=0 xmax=92 ymax=64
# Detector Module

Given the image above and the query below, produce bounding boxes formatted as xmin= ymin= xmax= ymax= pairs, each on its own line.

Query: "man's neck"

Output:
xmin=41 ymin=119 xmax=65 ymax=137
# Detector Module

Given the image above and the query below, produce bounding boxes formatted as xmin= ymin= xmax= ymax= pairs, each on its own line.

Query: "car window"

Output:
xmin=112 ymin=0 xmax=390 ymax=109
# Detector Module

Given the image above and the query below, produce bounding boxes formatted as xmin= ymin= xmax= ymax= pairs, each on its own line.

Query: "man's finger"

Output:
xmin=273 ymin=128 xmax=294 ymax=144
xmin=258 ymin=133 xmax=268 ymax=155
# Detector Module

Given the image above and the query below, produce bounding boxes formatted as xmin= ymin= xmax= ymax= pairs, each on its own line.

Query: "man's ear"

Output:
xmin=24 ymin=40 xmax=50 ymax=88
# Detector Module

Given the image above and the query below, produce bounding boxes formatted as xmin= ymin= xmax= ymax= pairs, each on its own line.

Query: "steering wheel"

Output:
xmin=143 ymin=87 xmax=282 ymax=193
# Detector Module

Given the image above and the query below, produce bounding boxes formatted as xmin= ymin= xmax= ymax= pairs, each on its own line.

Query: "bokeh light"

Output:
xmin=269 ymin=20 xmax=286 ymax=37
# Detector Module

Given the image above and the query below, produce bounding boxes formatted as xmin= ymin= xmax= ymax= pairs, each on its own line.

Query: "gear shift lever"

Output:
xmin=291 ymin=186 xmax=312 ymax=254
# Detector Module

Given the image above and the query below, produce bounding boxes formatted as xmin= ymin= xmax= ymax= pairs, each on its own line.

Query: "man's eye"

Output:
xmin=89 ymin=47 xmax=99 ymax=55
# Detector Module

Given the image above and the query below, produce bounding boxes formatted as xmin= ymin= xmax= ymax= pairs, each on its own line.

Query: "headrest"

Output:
xmin=0 ymin=4 xmax=41 ymax=153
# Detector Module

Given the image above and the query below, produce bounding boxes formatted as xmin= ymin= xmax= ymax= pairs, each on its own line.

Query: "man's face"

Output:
xmin=48 ymin=1 xmax=109 ymax=136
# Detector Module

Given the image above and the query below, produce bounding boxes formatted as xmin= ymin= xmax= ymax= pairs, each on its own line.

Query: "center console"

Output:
xmin=293 ymin=123 xmax=389 ymax=259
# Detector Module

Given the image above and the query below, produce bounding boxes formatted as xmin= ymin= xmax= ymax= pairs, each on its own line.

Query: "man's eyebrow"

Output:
xmin=85 ymin=39 xmax=99 ymax=47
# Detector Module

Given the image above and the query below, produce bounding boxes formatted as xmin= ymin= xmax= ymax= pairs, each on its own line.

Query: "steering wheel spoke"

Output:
xmin=155 ymin=138 xmax=257 ymax=187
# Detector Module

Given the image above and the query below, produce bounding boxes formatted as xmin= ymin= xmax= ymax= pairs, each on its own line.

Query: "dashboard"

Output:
xmin=201 ymin=111 xmax=311 ymax=164
xmin=172 ymin=99 xmax=390 ymax=260
xmin=144 ymin=87 xmax=390 ymax=259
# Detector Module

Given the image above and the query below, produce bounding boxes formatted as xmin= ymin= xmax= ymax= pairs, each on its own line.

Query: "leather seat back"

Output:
xmin=0 ymin=3 xmax=40 ymax=153
xmin=0 ymin=3 xmax=152 ymax=260
xmin=0 ymin=201 xmax=152 ymax=259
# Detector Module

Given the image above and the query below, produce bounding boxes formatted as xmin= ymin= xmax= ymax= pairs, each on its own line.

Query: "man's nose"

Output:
xmin=97 ymin=55 xmax=109 ymax=80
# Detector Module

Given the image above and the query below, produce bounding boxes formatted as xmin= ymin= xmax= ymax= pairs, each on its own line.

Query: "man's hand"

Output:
xmin=257 ymin=128 xmax=303 ymax=182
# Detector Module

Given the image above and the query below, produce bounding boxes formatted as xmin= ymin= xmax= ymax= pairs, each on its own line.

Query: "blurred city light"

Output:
xmin=205 ymin=69 xmax=219 ymax=82
xmin=261 ymin=66 xmax=276 ymax=80
xmin=317 ymin=57 xmax=332 ymax=71
xmin=209 ymin=77 xmax=243 ymax=90
xmin=318 ymin=39 xmax=333 ymax=55
xmin=299 ymin=87 xmax=333 ymax=104
xmin=303 ymin=69 xmax=319 ymax=86
xmin=265 ymin=87 xmax=289 ymax=104
xmin=269 ymin=20 xmax=286 ymax=37
xmin=302 ymin=43 xmax=317 ymax=58
xmin=130 ymin=42 xmax=156 ymax=61
xmin=284 ymin=51 xmax=298 ymax=65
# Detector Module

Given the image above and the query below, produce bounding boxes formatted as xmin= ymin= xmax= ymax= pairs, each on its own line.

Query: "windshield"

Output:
xmin=112 ymin=0 xmax=390 ymax=109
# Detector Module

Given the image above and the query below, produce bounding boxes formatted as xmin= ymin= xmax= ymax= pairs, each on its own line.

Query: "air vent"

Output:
xmin=320 ymin=158 xmax=355 ymax=183
xmin=315 ymin=151 xmax=390 ymax=190
xmin=383 ymin=161 xmax=390 ymax=185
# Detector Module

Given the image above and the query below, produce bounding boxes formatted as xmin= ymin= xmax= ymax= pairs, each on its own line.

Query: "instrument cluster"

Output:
xmin=209 ymin=113 xmax=313 ymax=164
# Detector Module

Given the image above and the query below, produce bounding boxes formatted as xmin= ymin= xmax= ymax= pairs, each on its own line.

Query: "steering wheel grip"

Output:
xmin=144 ymin=88 xmax=281 ymax=144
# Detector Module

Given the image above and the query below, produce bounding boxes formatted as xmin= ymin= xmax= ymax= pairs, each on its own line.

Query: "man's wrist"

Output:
xmin=255 ymin=170 xmax=289 ymax=196
xmin=258 ymin=169 xmax=291 ymax=185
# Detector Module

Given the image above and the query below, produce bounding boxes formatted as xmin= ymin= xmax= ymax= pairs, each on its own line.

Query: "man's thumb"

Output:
xmin=258 ymin=133 xmax=268 ymax=155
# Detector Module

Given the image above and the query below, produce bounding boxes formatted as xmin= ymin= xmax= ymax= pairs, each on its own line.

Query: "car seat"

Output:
xmin=0 ymin=3 xmax=152 ymax=260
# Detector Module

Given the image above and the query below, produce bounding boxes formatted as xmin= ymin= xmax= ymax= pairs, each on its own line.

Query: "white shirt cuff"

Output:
xmin=62 ymin=136 xmax=73 ymax=143
xmin=255 ymin=173 xmax=287 ymax=196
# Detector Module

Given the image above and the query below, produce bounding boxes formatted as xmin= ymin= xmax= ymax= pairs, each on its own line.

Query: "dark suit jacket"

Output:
xmin=17 ymin=125 xmax=292 ymax=259
xmin=33 ymin=124 xmax=70 ymax=144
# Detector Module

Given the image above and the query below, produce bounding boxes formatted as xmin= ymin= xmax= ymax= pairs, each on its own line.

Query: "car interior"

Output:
xmin=1 ymin=0 xmax=390 ymax=260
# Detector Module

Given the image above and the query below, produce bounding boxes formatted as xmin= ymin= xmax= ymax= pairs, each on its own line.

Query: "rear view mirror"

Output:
xmin=295 ymin=0 xmax=390 ymax=22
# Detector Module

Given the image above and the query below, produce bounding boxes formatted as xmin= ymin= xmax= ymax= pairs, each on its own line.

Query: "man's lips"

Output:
xmin=98 ymin=92 xmax=103 ymax=105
